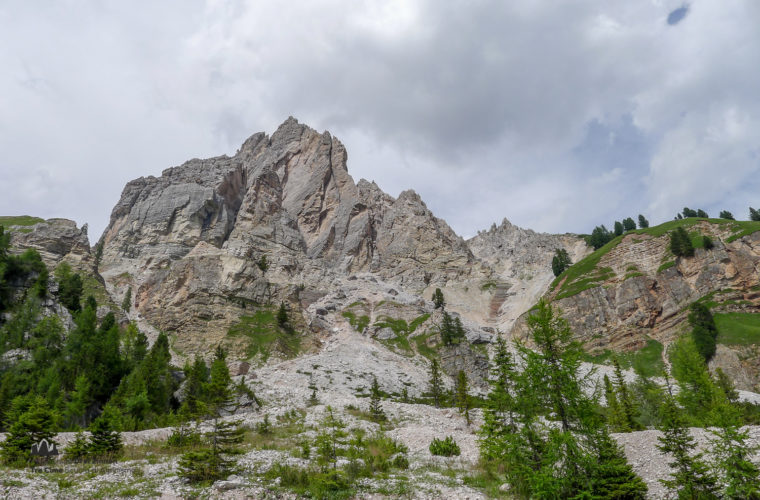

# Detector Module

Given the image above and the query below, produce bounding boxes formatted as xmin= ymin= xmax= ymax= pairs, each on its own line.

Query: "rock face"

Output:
xmin=8 ymin=218 xmax=93 ymax=270
xmin=99 ymin=118 xmax=485 ymax=354
xmin=511 ymin=223 xmax=760 ymax=389
xmin=466 ymin=218 xmax=589 ymax=332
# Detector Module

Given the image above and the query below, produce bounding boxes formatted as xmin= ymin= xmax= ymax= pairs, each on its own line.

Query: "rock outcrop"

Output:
xmin=8 ymin=218 xmax=93 ymax=270
xmin=99 ymin=118 xmax=485 ymax=355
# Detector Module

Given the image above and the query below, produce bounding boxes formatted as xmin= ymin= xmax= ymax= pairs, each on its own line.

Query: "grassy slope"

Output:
xmin=551 ymin=218 xmax=760 ymax=300
xmin=0 ymin=215 xmax=46 ymax=227
xmin=228 ymin=308 xmax=301 ymax=361
xmin=714 ymin=312 xmax=760 ymax=345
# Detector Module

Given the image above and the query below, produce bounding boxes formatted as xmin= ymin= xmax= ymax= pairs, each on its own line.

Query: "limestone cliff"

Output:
xmin=98 ymin=118 xmax=485 ymax=355
xmin=512 ymin=220 xmax=760 ymax=390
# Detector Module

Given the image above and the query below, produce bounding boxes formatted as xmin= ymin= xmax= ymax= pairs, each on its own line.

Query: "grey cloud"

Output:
xmin=0 ymin=0 xmax=758 ymax=241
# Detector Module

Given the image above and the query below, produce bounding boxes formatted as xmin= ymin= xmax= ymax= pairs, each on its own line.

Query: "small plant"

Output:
xmin=255 ymin=414 xmax=272 ymax=435
xmin=308 ymin=387 xmax=320 ymax=407
xmin=368 ymin=376 xmax=386 ymax=423
xmin=432 ymin=288 xmax=445 ymax=309
xmin=703 ymin=235 xmax=714 ymax=250
xmin=429 ymin=436 xmax=461 ymax=457
xmin=257 ymin=255 xmax=269 ymax=273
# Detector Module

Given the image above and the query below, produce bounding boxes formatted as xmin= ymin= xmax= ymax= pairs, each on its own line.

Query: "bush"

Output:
xmin=429 ymin=436 xmax=461 ymax=457
xmin=703 ymin=235 xmax=714 ymax=250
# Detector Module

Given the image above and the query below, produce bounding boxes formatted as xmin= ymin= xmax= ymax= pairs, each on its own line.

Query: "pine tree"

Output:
xmin=637 ymin=214 xmax=649 ymax=229
xmin=368 ymin=376 xmax=386 ymax=423
xmin=179 ymin=349 xmax=243 ymax=483
xmin=657 ymin=385 xmax=719 ymax=499
xmin=589 ymin=433 xmax=648 ymax=499
xmin=670 ymin=337 xmax=720 ymax=424
xmin=708 ymin=396 xmax=760 ymax=499
xmin=428 ymin=358 xmax=444 ymax=408
xmin=0 ymin=396 xmax=58 ymax=465
xmin=485 ymin=300 xmax=647 ymax=498
xmin=670 ymin=227 xmax=694 ymax=257
xmin=432 ymin=288 xmax=445 ymax=310
xmin=750 ymin=207 xmax=760 ymax=222
xmin=440 ymin=312 xmax=454 ymax=345
xmin=87 ymin=405 xmax=123 ymax=461
xmin=719 ymin=210 xmax=735 ymax=220
xmin=623 ymin=217 xmax=636 ymax=231
xmin=604 ymin=374 xmax=627 ymax=432
xmin=613 ymin=358 xmax=641 ymax=431
xmin=277 ymin=301 xmax=288 ymax=328
xmin=714 ymin=368 xmax=739 ymax=404
xmin=689 ymin=302 xmax=718 ymax=362
xmin=551 ymin=248 xmax=572 ymax=277
xmin=479 ymin=336 xmax=517 ymax=461
xmin=455 ymin=370 xmax=471 ymax=425
xmin=315 ymin=406 xmax=348 ymax=470
xmin=614 ymin=221 xmax=624 ymax=236
xmin=121 ymin=286 xmax=132 ymax=312
xmin=64 ymin=430 xmax=90 ymax=461
xmin=697 ymin=209 xmax=709 ymax=218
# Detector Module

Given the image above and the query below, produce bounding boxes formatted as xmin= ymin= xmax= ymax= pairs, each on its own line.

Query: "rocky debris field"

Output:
xmin=2 ymin=326 xmax=760 ymax=499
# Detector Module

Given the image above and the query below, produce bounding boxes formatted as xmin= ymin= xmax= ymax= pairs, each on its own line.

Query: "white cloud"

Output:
xmin=0 ymin=0 xmax=758 ymax=241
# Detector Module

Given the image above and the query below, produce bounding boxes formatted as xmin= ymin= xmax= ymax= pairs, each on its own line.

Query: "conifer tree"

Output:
xmin=670 ymin=338 xmax=720 ymax=424
xmin=277 ymin=301 xmax=288 ymax=328
xmin=479 ymin=336 xmax=517 ymax=460
xmin=483 ymin=300 xmax=647 ymax=498
xmin=623 ymin=217 xmax=636 ymax=231
xmin=432 ymin=288 xmax=445 ymax=309
xmin=0 ymin=396 xmax=58 ymax=465
xmin=551 ymin=248 xmax=572 ymax=277
xmin=657 ymin=384 xmax=719 ymax=499
xmin=87 ymin=405 xmax=123 ymax=461
xmin=688 ymin=302 xmax=718 ymax=362
xmin=121 ymin=286 xmax=132 ymax=312
xmin=719 ymin=210 xmax=735 ymax=220
xmin=604 ymin=374 xmax=627 ymax=432
xmin=708 ymin=396 xmax=760 ymax=499
xmin=455 ymin=370 xmax=471 ymax=425
xmin=714 ymin=368 xmax=739 ymax=404
xmin=750 ymin=207 xmax=760 ymax=222
xmin=315 ymin=406 xmax=348 ymax=470
xmin=614 ymin=221 xmax=624 ymax=236
xmin=368 ymin=376 xmax=386 ymax=423
xmin=64 ymin=430 xmax=89 ymax=461
xmin=613 ymin=358 xmax=641 ymax=431
xmin=637 ymin=214 xmax=649 ymax=228
xmin=428 ymin=358 xmax=443 ymax=408
xmin=179 ymin=348 xmax=244 ymax=483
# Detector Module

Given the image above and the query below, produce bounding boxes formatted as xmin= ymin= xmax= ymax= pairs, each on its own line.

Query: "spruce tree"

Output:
xmin=428 ymin=358 xmax=444 ymax=408
xmin=368 ymin=376 xmax=386 ymax=423
xmin=277 ymin=301 xmax=288 ymax=328
xmin=688 ymin=302 xmax=718 ymax=362
xmin=551 ymin=248 xmax=572 ymax=277
xmin=750 ymin=207 xmax=760 ymax=222
xmin=613 ymin=358 xmax=641 ymax=431
xmin=708 ymin=396 xmax=760 ymax=499
xmin=455 ymin=370 xmax=471 ymax=425
xmin=0 ymin=396 xmax=58 ymax=465
xmin=719 ymin=210 xmax=735 ymax=220
xmin=604 ymin=374 xmax=627 ymax=432
xmin=179 ymin=349 xmax=244 ymax=483
xmin=479 ymin=336 xmax=517 ymax=461
xmin=657 ymin=385 xmax=719 ymax=499
xmin=637 ymin=214 xmax=649 ymax=229
xmin=121 ymin=286 xmax=132 ymax=312
xmin=623 ymin=217 xmax=636 ymax=231
xmin=614 ymin=221 xmax=624 ymax=236
xmin=432 ymin=288 xmax=445 ymax=309
xmin=87 ymin=405 xmax=123 ymax=461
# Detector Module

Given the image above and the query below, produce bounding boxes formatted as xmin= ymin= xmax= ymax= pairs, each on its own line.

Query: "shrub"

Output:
xmin=429 ymin=436 xmax=461 ymax=457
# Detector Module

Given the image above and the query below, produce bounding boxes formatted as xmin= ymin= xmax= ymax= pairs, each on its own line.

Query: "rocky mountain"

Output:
xmin=512 ymin=219 xmax=760 ymax=390
xmin=97 ymin=117 xmax=582 ymax=360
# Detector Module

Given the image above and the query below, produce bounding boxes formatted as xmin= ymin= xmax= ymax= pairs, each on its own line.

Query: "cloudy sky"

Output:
xmin=1 ymin=1 xmax=759 ymax=242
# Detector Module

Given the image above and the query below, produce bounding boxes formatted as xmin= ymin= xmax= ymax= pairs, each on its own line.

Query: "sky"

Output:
xmin=1 ymin=0 xmax=759 ymax=242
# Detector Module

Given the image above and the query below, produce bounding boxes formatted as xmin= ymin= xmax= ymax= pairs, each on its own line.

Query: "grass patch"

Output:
xmin=228 ymin=308 xmax=300 ymax=361
xmin=715 ymin=313 xmax=760 ymax=345
xmin=657 ymin=261 xmax=676 ymax=273
xmin=582 ymin=339 xmax=664 ymax=378
xmin=480 ymin=280 xmax=498 ymax=291
xmin=624 ymin=272 xmax=644 ymax=280
xmin=414 ymin=332 xmax=439 ymax=360
xmin=725 ymin=220 xmax=760 ymax=243
xmin=342 ymin=311 xmax=370 ymax=333
xmin=0 ymin=215 xmax=45 ymax=228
